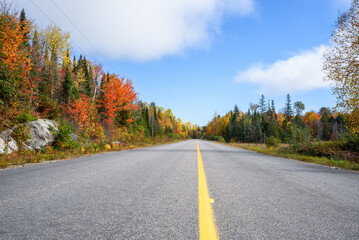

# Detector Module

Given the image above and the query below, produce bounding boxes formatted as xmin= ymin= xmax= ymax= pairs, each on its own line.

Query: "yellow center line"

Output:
xmin=197 ymin=140 xmax=219 ymax=240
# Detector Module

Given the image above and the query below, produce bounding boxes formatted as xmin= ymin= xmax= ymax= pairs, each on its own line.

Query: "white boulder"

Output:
xmin=0 ymin=119 xmax=58 ymax=154
xmin=24 ymin=119 xmax=58 ymax=151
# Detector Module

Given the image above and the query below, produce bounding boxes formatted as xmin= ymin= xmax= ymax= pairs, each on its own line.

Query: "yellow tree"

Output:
xmin=323 ymin=0 xmax=359 ymax=132
xmin=163 ymin=108 xmax=174 ymax=133
xmin=43 ymin=25 xmax=70 ymax=99
xmin=44 ymin=25 xmax=70 ymax=64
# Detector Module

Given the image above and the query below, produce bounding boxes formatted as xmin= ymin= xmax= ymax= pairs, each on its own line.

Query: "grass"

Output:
xmin=221 ymin=142 xmax=359 ymax=171
xmin=0 ymin=138 xmax=183 ymax=169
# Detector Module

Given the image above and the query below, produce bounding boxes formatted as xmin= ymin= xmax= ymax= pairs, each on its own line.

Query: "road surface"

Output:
xmin=1 ymin=140 xmax=358 ymax=239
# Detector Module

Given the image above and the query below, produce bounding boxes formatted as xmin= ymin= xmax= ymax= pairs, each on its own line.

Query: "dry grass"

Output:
xmin=221 ymin=142 xmax=359 ymax=171
xmin=0 ymin=138 xmax=183 ymax=169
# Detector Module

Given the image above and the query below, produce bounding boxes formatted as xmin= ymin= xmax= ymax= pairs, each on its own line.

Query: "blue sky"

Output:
xmin=15 ymin=0 xmax=351 ymax=126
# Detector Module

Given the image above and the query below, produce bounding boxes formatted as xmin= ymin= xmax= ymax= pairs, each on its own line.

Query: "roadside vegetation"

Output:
xmin=223 ymin=142 xmax=359 ymax=171
xmin=0 ymin=134 xmax=183 ymax=169
xmin=202 ymin=94 xmax=359 ymax=170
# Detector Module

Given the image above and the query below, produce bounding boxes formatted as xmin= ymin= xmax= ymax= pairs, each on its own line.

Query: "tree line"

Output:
xmin=204 ymin=94 xmax=346 ymax=146
xmin=0 ymin=5 xmax=197 ymax=144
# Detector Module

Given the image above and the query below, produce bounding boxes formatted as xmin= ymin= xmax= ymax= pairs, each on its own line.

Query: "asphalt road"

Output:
xmin=1 ymin=139 xmax=358 ymax=239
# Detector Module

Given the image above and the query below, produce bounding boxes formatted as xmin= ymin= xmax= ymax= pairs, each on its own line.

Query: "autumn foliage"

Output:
xmin=0 ymin=7 xmax=194 ymax=144
xmin=65 ymin=94 xmax=104 ymax=139
xmin=100 ymin=75 xmax=139 ymax=127
xmin=0 ymin=11 xmax=32 ymax=107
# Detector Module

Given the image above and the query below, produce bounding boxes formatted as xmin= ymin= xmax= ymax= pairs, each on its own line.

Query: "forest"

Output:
xmin=0 ymin=5 xmax=198 ymax=166
xmin=0 ymin=1 xmax=358 ymax=169
xmin=203 ymin=93 xmax=358 ymax=165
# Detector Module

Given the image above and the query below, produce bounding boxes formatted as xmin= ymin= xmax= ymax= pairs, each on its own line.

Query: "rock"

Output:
xmin=24 ymin=119 xmax=58 ymax=151
xmin=0 ymin=136 xmax=18 ymax=154
xmin=0 ymin=129 xmax=18 ymax=154
xmin=0 ymin=119 xmax=58 ymax=154
xmin=0 ymin=138 xmax=5 ymax=154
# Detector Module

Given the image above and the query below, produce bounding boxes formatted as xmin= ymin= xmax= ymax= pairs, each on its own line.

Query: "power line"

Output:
xmin=50 ymin=0 xmax=116 ymax=72
xmin=30 ymin=0 xmax=116 ymax=73
xmin=30 ymin=0 xmax=86 ymax=56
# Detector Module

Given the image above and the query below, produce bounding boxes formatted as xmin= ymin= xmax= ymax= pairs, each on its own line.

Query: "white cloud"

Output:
xmin=17 ymin=0 xmax=255 ymax=61
xmin=235 ymin=45 xmax=331 ymax=94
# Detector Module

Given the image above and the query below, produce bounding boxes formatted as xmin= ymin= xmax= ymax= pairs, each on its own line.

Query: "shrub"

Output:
xmin=207 ymin=135 xmax=225 ymax=143
xmin=297 ymin=141 xmax=339 ymax=158
xmin=37 ymin=95 xmax=60 ymax=119
xmin=266 ymin=136 xmax=281 ymax=148
xmin=115 ymin=126 xmax=131 ymax=144
xmin=15 ymin=112 xmax=37 ymax=124
xmin=53 ymin=120 xmax=78 ymax=150
xmin=12 ymin=123 xmax=30 ymax=150
xmin=329 ymin=150 xmax=359 ymax=163
xmin=289 ymin=126 xmax=312 ymax=151
xmin=340 ymin=133 xmax=359 ymax=152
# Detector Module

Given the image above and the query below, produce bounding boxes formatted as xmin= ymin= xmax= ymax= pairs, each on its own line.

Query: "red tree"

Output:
xmin=99 ymin=75 xmax=139 ymax=127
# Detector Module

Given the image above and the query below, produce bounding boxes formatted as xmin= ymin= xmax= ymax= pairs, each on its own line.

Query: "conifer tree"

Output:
xmin=62 ymin=66 xmax=74 ymax=102
xmin=83 ymin=61 xmax=92 ymax=97
xmin=284 ymin=94 xmax=294 ymax=120
xmin=19 ymin=9 xmax=30 ymax=50
xmin=259 ymin=94 xmax=266 ymax=114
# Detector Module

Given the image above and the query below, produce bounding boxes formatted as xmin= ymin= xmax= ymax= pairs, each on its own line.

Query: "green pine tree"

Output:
xmin=19 ymin=9 xmax=30 ymax=50
xmin=284 ymin=94 xmax=294 ymax=120
xmin=62 ymin=66 xmax=74 ymax=102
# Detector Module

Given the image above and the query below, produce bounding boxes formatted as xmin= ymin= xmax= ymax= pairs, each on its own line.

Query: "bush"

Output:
xmin=53 ymin=120 xmax=78 ymax=150
xmin=15 ymin=112 xmax=37 ymax=124
xmin=340 ymin=133 xmax=359 ymax=152
xmin=207 ymin=135 xmax=225 ymax=143
xmin=329 ymin=150 xmax=359 ymax=163
xmin=37 ymin=95 xmax=60 ymax=119
xmin=298 ymin=141 xmax=340 ymax=157
xmin=296 ymin=140 xmax=359 ymax=163
xmin=289 ymin=126 xmax=312 ymax=151
xmin=266 ymin=136 xmax=281 ymax=148
xmin=12 ymin=123 xmax=30 ymax=150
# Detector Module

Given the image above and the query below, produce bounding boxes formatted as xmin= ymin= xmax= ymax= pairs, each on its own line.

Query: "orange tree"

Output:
xmin=66 ymin=94 xmax=104 ymax=139
xmin=99 ymin=75 xmax=139 ymax=127
xmin=0 ymin=11 xmax=33 ymax=128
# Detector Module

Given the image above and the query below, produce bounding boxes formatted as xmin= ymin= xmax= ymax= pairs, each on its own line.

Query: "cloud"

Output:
xmin=18 ymin=0 xmax=255 ymax=61
xmin=235 ymin=45 xmax=330 ymax=94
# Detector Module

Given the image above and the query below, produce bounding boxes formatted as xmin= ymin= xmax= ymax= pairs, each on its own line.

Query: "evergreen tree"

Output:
xmin=228 ymin=105 xmax=240 ymax=140
xmin=284 ymin=94 xmax=294 ymax=120
xmin=84 ymin=63 xmax=92 ymax=97
xmin=320 ymin=107 xmax=331 ymax=140
xmin=141 ymin=106 xmax=151 ymax=136
xmin=107 ymin=72 xmax=110 ymax=82
xmin=267 ymin=119 xmax=280 ymax=138
xmin=72 ymin=56 xmax=77 ymax=72
xmin=62 ymin=66 xmax=74 ymax=102
xmin=19 ymin=9 xmax=30 ymax=49
xmin=259 ymin=94 xmax=266 ymax=114
xmin=150 ymin=102 xmax=157 ymax=137
xmin=145 ymin=107 xmax=151 ymax=135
